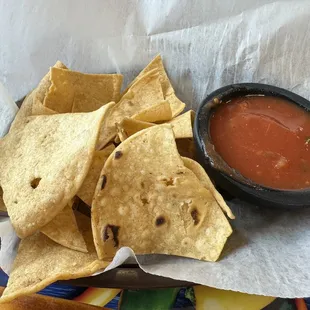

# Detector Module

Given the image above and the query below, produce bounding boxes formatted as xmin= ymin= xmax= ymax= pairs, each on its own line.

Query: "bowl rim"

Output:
xmin=194 ymin=82 xmax=310 ymax=194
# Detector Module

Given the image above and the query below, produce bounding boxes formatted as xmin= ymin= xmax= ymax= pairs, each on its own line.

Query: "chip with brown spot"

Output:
xmin=0 ymin=105 xmax=110 ymax=238
xmin=92 ymin=125 xmax=232 ymax=262
xmin=182 ymin=157 xmax=234 ymax=219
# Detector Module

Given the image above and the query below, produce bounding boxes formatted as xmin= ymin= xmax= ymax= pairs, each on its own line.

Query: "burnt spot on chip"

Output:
xmin=111 ymin=226 xmax=120 ymax=247
xmin=140 ymin=196 xmax=149 ymax=205
xmin=155 ymin=216 xmax=165 ymax=226
xmin=101 ymin=175 xmax=107 ymax=190
xmin=114 ymin=151 xmax=123 ymax=159
xmin=103 ymin=224 xmax=120 ymax=247
xmin=162 ymin=177 xmax=175 ymax=186
xmin=31 ymin=178 xmax=41 ymax=189
xmin=191 ymin=208 xmax=199 ymax=225
xmin=103 ymin=225 xmax=109 ymax=241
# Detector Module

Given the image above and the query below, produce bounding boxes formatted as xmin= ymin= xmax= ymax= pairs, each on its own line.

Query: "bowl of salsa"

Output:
xmin=194 ymin=83 xmax=310 ymax=208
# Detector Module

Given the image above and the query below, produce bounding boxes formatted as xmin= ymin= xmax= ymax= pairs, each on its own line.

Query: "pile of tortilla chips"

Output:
xmin=0 ymin=55 xmax=234 ymax=303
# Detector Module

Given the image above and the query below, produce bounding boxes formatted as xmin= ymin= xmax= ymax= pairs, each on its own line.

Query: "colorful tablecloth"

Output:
xmin=0 ymin=269 xmax=309 ymax=309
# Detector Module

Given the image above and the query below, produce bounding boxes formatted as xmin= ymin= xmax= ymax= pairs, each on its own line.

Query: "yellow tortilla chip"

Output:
xmin=133 ymin=100 xmax=172 ymax=122
xmin=0 ymin=213 xmax=109 ymax=304
xmin=77 ymin=144 xmax=115 ymax=206
xmin=72 ymin=96 xmax=109 ymax=113
xmin=169 ymin=110 xmax=194 ymax=139
xmin=182 ymin=157 xmax=235 ymax=219
xmin=97 ymin=69 xmax=164 ymax=149
xmin=36 ymin=61 xmax=68 ymax=102
xmin=31 ymin=97 xmax=56 ymax=116
xmin=117 ymin=111 xmax=193 ymax=142
xmin=41 ymin=203 xmax=88 ymax=252
xmin=116 ymin=118 xmax=154 ymax=142
xmin=9 ymin=61 xmax=66 ymax=131
xmin=44 ymin=67 xmax=123 ymax=113
xmin=123 ymin=55 xmax=185 ymax=117
xmin=165 ymin=92 xmax=186 ymax=117
xmin=92 ymin=125 xmax=232 ymax=261
xmin=0 ymin=105 xmax=111 ymax=238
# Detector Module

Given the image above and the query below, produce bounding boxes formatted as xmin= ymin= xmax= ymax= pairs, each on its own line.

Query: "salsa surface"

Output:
xmin=210 ymin=95 xmax=310 ymax=189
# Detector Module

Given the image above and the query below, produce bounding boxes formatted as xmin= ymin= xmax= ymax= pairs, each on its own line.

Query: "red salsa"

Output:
xmin=210 ymin=96 xmax=310 ymax=189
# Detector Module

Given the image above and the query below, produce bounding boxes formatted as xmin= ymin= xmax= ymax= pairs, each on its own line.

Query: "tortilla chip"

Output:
xmin=92 ymin=124 xmax=232 ymax=261
xmin=0 ymin=213 xmax=109 ymax=304
xmin=182 ymin=157 xmax=235 ymax=219
xmin=123 ymin=55 xmax=185 ymax=117
xmin=97 ymin=69 xmax=164 ymax=149
xmin=36 ymin=61 xmax=68 ymax=102
xmin=117 ymin=111 xmax=193 ymax=142
xmin=41 ymin=203 xmax=88 ymax=252
xmin=77 ymin=144 xmax=115 ymax=206
xmin=116 ymin=118 xmax=154 ymax=142
xmin=31 ymin=97 xmax=56 ymax=116
xmin=165 ymin=92 xmax=186 ymax=117
xmin=169 ymin=110 xmax=194 ymax=139
xmin=133 ymin=100 xmax=172 ymax=122
xmin=44 ymin=67 xmax=123 ymax=113
xmin=9 ymin=61 xmax=66 ymax=132
xmin=0 ymin=105 xmax=111 ymax=238
xmin=72 ymin=96 xmax=109 ymax=113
